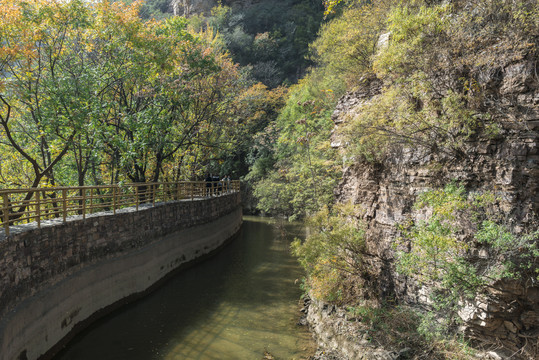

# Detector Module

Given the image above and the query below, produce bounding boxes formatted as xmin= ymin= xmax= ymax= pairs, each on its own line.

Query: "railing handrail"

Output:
xmin=0 ymin=181 xmax=236 ymax=194
xmin=0 ymin=180 xmax=240 ymax=237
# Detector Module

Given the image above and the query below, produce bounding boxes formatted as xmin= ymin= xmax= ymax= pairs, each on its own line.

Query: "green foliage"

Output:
xmin=311 ymin=0 xmax=394 ymax=85
xmin=323 ymin=0 xmax=344 ymax=15
xmin=373 ymin=3 xmax=451 ymax=78
xmin=0 ymin=0 xmax=243 ymax=190
xmin=344 ymin=304 xmax=477 ymax=359
xmin=245 ymin=2 xmax=371 ymax=218
xmin=181 ymin=1 xmax=328 ymax=183
xmin=140 ymin=0 xmax=172 ymax=20
xmin=249 ymin=68 xmax=343 ymax=219
xmin=331 ymin=0 xmax=538 ymax=163
xmin=415 ymin=311 xmax=447 ymax=342
xmin=341 ymin=76 xmax=478 ymax=162
xmin=475 ymin=221 xmax=539 ymax=281
xmin=335 ymin=1 xmax=487 ymax=162
xmin=291 ymin=203 xmax=365 ymax=302
xmin=373 ymin=0 xmax=538 ymax=79
xmin=395 ymin=183 xmax=539 ymax=318
xmin=190 ymin=0 xmax=324 ymax=87
xmin=217 ymin=83 xmax=288 ymax=179
xmin=247 ymin=1 xmax=537 ymax=356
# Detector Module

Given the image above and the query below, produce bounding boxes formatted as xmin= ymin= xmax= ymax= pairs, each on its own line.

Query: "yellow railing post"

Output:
xmin=2 ymin=193 xmax=10 ymax=236
xmin=82 ymin=188 xmax=86 ymax=220
xmin=113 ymin=186 xmax=117 ymax=215
xmin=135 ymin=185 xmax=139 ymax=211
xmin=62 ymin=189 xmax=67 ymax=223
xmin=36 ymin=190 xmax=41 ymax=228
xmin=24 ymin=197 xmax=29 ymax=223
xmin=89 ymin=188 xmax=93 ymax=215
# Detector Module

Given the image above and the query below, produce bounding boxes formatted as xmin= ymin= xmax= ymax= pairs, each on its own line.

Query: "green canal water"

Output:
xmin=53 ymin=216 xmax=315 ymax=360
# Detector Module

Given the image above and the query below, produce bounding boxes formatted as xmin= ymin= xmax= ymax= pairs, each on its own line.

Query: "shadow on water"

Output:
xmin=53 ymin=216 xmax=313 ymax=360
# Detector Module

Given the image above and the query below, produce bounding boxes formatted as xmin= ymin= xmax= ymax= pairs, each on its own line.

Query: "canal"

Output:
xmin=53 ymin=216 xmax=314 ymax=360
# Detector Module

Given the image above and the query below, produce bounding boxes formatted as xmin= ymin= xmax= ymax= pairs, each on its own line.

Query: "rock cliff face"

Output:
xmin=318 ymin=57 xmax=538 ymax=358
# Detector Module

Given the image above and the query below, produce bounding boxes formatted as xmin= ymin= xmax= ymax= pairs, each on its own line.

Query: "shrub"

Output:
xmin=345 ymin=304 xmax=478 ymax=359
xmin=291 ymin=203 xmax=365 ymax=302
xmin=250 ymin=68 xmax=342 ymax=220
xmin=395 ymin=183 xmax=539 ymax=319
xmin=311 ymin=1 xmax=396 ymax=86
xmin=337 ymin=0 xmax=538 ymax=164
xmin=339 ymin=77 xmax=478 ymax=162
xmin=373 ymin=2 xmax=451 ymax=79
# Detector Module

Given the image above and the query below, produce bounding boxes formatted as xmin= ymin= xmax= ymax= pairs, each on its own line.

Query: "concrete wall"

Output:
xmin=0 ymin=193 xmax=242 ymax=360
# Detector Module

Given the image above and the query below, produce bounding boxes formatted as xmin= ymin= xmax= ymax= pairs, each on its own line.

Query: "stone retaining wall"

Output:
xmin=0 ymin=193 xmax=242 ymax=360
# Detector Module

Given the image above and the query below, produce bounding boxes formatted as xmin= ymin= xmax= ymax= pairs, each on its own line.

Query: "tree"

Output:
xmin=251 ymin=71 xmax=341 ymax=220
xmin=0 ymin=0 xmax=244 ymax=192
xmin=0 ymin=0 xmax=90 ymax=197
xmin=395 ymin=184 xmax=539 ymax=324
xmin=311 ymin=1 xmax=394 ymax=84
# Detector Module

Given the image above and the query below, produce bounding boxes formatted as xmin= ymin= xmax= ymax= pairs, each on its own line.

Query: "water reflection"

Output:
xmin=54 ymin=216 xmax=313 ymax=360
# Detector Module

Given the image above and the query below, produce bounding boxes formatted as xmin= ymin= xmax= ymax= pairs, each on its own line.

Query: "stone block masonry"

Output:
xmin=0 ymin=192 xmax=242 ymax=360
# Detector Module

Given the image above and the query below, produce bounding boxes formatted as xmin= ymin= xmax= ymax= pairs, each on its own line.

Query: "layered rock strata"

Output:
xmin=309 ymin=58 xmax=538 ymax=359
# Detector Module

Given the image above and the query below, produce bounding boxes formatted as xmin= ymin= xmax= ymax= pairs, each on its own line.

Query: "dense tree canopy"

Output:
xmin=186 ymin=0 xmax=325 ymax=87
xmin=0 ymin=0 xmax=243 ymax=190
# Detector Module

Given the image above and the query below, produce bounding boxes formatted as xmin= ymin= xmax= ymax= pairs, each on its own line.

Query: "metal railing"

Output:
xmin=0 ymin=180 xmax=240 ymax=236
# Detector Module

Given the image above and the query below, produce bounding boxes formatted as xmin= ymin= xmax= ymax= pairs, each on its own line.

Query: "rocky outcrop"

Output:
xmin=312 ymin=57 xmax=539 ymax=359
xmin=304 ymin=298 xmax=401 ymax=360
